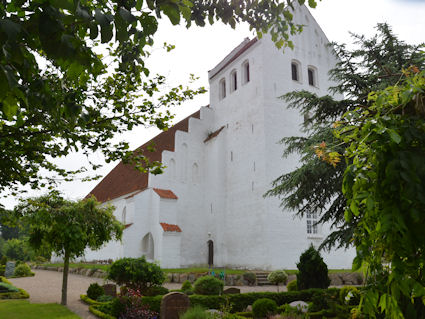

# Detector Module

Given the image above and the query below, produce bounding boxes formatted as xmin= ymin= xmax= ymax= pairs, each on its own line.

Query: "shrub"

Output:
xmin=0 ymin=282 xmax=19 ymax=292
xmin=339 ymin=286 xmax=360 ymax=306
xmin=252 ymin=298 xmax=277 ymax=318
xmin=286 ymin=279 xmax=298 ymax=291
xmin=180 ymin=305 xmax=212 ymax=319
xmin=107 ymin=257 xmax=164 ymax=292
xmin=243 ymin=272 xmax=257 ymax=285
xmin=181 ymin=280 xmax=193 ymax=292
xmin=0 ymin=256 xmax=7 ymax=265
xmin=193 ymin=275 xmax=224 ymax=295
xmin=97 ymin=295 xmax=114 ymax=302
xmin=296 ymin=245 xmax=330 ymax=290
xmin=111 ymin=288 xmax=158 ymax=319
xmin=143 ymin=285 xmax=169 ymax=296
xmin=87 ymin=283 xmax=105 ymax=301
xmin=0 ymin=265 xmax=4 ymax=276
xmin=267 ymin=270 xmax=288 ymax=292
xmin=13 ymin=263 xmax=34 ymax=277
xmin=33 ymin=256 xmax=48 ymax=264
xmin=309 ymin=293 xmax=329 ymax=312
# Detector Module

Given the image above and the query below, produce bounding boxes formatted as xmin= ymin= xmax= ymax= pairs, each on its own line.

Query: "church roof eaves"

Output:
xmin=160 ymin=223 xmax=182 ymax=232
xmin=208 ymin=37 xmax=258 ymax=80
xmin=204 ymin=126 xmax=225 ymax=143
xmin=87 ymin=109 xmax=201 ymax=203
xmin=153 ymin=188 xmax=178 ymax=200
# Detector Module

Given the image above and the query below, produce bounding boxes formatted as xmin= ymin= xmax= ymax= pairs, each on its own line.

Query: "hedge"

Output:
xmin=89 ymin=305 xmax=116 ymax=319
xmin=0 ymin=276 xmax=30 ymax=299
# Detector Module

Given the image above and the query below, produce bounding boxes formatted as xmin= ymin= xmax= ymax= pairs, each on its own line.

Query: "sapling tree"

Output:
xmin=14 ymin=191 xmax=123 ymax=305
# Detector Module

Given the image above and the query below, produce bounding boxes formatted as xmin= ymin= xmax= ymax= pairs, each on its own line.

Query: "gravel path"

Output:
xmin=8 ymin=269 xmax=285 ymax=318
xmin=9 ymin=269 xmax=105 ymax=319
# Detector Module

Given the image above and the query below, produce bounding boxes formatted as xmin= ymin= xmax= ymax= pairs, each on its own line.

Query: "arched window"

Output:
xmin=141 ymin=233 xmax=154 ymax=260
xmin=122 ymin=207 xmax=127 ymax=225
xmin=308 ymin=66 xmax=318 ymax=87
xmin=192 ymin=163 xmax=199 ymax=184
xmin=242 ymin=60 xmax=250 ymax=84
xmin=230 ymin=69 xmax=237 ymax=92
xmin=291 ymin=60 xmax=301 ymax=82
xmin=219 ymin=78 xmax=226 ymax=100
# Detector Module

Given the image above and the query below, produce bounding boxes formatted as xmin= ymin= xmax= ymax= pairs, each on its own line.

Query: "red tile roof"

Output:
xmin=87 ymin=110 xmax=201 ymax=202
xmin=204 ymin=126 xmax=225 ymax=143
xmin=160 ymin=223 xmax=182 ymax=232
xmin=153 ymin=188 xmax=178 ymax=199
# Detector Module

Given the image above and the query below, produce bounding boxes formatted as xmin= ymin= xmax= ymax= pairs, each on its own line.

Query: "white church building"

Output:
xmin=85 ymin=5 xmax=356 ymax=270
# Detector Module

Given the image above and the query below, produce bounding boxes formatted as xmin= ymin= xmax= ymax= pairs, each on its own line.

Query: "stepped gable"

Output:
xmin=88 ymin=109 xmax=201 ymax=202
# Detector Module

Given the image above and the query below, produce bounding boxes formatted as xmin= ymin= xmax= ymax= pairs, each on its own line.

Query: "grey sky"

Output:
xmin=2 ymin=0 xmax=425 ymax=208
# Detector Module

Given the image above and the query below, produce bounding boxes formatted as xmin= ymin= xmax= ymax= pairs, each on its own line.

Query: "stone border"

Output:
xmin=31 ymin=265 xmax=363 ymax=286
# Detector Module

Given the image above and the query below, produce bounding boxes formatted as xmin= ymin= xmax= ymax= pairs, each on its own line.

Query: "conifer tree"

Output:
xmin=266 ymin=24 xmax=425 ymax=250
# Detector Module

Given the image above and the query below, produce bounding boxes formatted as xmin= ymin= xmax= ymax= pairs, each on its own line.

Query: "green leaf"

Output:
xmin=51 ymin=0 xmax=73 ymax=11
xmin=100 ymin=24 xmax=113 ymax=43
xmin=0 ymin=19 xmax=21 ymax=41
xmin=89 ymin=23 xmax=98 ymax=40
xmin=308 ymin=0 xmax=317 ymax=8
xmin=95 ymin=9 xmax=110 ymax=27
xmin=161 ymin=4 xmax=180 ymax=25
xmin=119 ymin=7 xmax=137 ymax=24
xmin=136 ymin=0 xmax=143 ymax=10
xmin=388 ymin=130 xmax=401 ymax=144
xmin=2 ymin=95 xmax=18 ymax=120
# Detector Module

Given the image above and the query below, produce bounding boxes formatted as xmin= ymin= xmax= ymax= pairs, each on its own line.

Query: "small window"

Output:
xmin=291 ymin=62 xmax=299 ymax=81
xmin=122 ymin=207 xmax=127 ymax=225
xmin=230 ymin=70 xmax=237 ymax=92
xmin=219 ymin=78 xmax=226 ymax=100
xmin=308 ymin=66 xmax=318 ymax=87
xmin=242 ymin=61 xmax=250 ymax=84
xmin=306 ymin=212 xmax=318 ymax=235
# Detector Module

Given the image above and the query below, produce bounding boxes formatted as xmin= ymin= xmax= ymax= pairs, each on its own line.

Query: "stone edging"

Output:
xmin=31 ymin=265 xmax=363 ymax=286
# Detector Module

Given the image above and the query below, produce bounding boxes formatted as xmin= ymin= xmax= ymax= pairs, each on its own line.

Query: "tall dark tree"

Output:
xmin=265 ymin=24 xmax=425 ymax=250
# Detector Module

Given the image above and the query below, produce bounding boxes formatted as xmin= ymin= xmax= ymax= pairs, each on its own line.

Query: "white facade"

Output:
xmin=84 ymin=6 xmax=355 ymax=270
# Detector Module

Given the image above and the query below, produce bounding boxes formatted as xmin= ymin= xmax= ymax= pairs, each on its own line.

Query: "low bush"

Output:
xmin=243 ymin=272 xmax=256 ymax=285
xmin=107 ymin=257 xmax=164 ymax=293
xmin=33 ymin=256 xmax=48 ymax=264
xmin=97 ymin=295 xmax=114 ymax=302
xmin=0 ymin=276 xmax=30 ymax=299
xmin=13 ymin=263 xmax=34 ymax=277
xmin=180 ymin=305 xmax=211 ymax=319
xmin=252 ymin=298 xmax=277 ymax=318
xmin=143 ymin=285 xmax=169 ymax=296
xmin=193 ymin=275 xmax=224 ymax=295
xmin=89 ymin=304 xmax=116 ymax=319
xmin=0 ymin=256 xmax=7 ymax=265
xmin=267 ymin=270 xmax=288 ymax=292
xmin=286 ymin=279 xmax=298 ymax=291
xmin=181 ymin=279 xmax=193 ymax=292
xmin=111 ymin=288 xmax=159 ymax=319
xmin=87 ymin=283 xmax=105 ymax=301
xmin=0 ymin=265 xmax=5 ymax=276
xmin=0 ymin=282 xmax=19 ymax=292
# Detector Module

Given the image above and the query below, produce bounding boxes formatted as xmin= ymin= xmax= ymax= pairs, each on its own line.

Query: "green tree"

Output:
xmin=0 ymin=0 xmax=319 ymax=196
xmin=296 ymin=245 xmax=330 ymax=290
xmin=265 ymin=24 xmax=425 ymax=250
xmin=14 ymin=191 xmax=123 ymax=305
xmin=335 ymin=67 xmax=425 ymax=318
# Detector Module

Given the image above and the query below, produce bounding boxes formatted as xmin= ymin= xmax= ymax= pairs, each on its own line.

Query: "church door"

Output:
xmin=207 ymin=240 xmax=214 ymax=266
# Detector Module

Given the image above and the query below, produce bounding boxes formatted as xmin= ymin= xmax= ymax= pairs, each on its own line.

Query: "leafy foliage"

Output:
xmin=0 ymin=0 xmax=319 ymax=195
xmin=335 ymin=66 xmax=425 ymax=318
xmin=193 ymin=275 xmax=224 ymax=295
xmin=107 ymin=256 xmax=164 ymax=292
xmin=181 ymin=279 xmax=193 ymax=292
xmin=265 ymin=24 xmax=425 ymax=250
xmin=13 ymin=263 xmax=33 ymax=277
xmin=180 ymin=305 xmax=211 ymax=319
xmin=267 ymin=270 xmax=288 ymax=292
xmin=252 ymin=298 xmax=277 ymax=318
xmin=13 ymin=191 xmax=123 ymax=305
xmin=2 ymin=238 xmax=33 ymax=261
xmin=87 ymin=283 xmax=105 ymax=301
xmin=286 ymin=279 xmax=298 ymax=291
xmin=111 ymin=288 xmax=159 ymax=319
xmin=296 ymin=245 xmax=330 ymax=290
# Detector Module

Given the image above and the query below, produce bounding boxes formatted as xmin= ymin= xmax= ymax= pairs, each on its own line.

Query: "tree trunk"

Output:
xmin=61 ymin=250 xmax=70 ymax=305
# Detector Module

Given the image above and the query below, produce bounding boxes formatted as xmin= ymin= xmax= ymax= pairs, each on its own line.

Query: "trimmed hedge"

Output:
xmin=81 ymin=294 xmax=102 ymax=305
xmin=89 ymin=305 xmax=116 ymax=319
xmin=0 ymin=276 xmax=30 ymax=299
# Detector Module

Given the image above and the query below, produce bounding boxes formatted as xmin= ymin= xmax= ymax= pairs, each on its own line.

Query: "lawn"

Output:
xmin=0 ymin=300 xmax=80 ymax=319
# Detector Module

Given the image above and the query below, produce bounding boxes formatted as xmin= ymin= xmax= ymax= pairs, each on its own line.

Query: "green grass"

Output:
xmin=42 ymin=263 xmax=356 ymax=276
xmin=0 ymin=300 xmax=80 ymax=319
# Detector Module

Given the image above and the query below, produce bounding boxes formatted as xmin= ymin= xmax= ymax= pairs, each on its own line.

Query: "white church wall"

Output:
xmin=160 ymin=233 xmax=181 ymax=268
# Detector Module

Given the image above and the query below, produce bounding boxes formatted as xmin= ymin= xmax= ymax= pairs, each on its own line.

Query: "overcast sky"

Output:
xmin=2 ymin=0 xmax=425 ymax=208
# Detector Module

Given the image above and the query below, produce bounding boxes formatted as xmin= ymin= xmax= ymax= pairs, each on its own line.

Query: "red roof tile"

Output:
xmin=153 ymin=188 xmax=178 ymax=199
xmin=87 ymin=110 xmax=201 ymax=202
xmin=160 ymin=223 xmax=182 ymax=232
